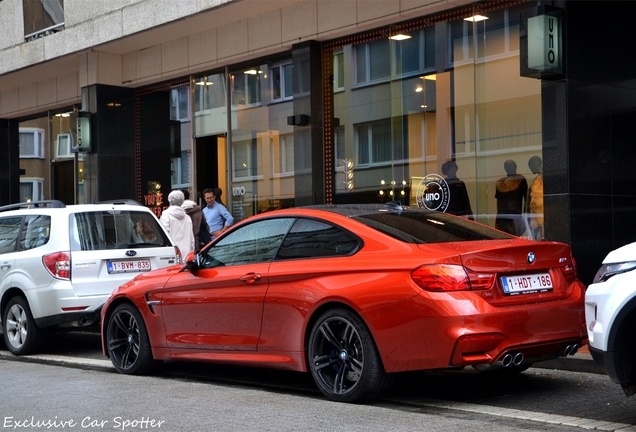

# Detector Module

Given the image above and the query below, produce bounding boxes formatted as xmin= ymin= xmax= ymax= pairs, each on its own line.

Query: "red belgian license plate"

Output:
xmin=501 ymin=273 xmax=553 ymax=295
xmin=107 ymin=259 xmax=151 ymax=274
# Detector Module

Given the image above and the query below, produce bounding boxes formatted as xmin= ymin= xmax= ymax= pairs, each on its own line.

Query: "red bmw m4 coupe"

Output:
xmin=101 ymin=203 xmax=586 ymax=403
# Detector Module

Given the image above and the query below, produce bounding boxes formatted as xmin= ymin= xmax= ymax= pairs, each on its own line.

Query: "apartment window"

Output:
xmin=171 ymin=151 xmax=189 ymax=189
xmin=23 ymin=0 xmax=64 ymax=41
xmin=333 ymin=51 xmax=345 ymax=92
xmin=334 ymin=126 xmax=345 ymax=167
xmin=271 ymin=62 xmax=293 ymax=102
xmin=232 ymin=139 xmax=261 ymax=181
xmin=355 ymin=29 xmax=434 ymax=85
xmin=20 ymin=179 xmax=44 ymax=202
xmin=171 ymin=87 xmax=190 ymax=121
xmin=392 ymin=28 xmax=435 ymax=76
xmin=55 ymin=133 xmax=73 ymax=158
xmin=19 ymin=128 xmax=45 ymax=159
xmin=232 ymin=69 xmax=262 ymax=107
xmin=355 ymin=39 xmax=390 ymax=85
xmin=273 ymin=134 xmax=294 ymax=176
xmin=194 ymin=73 xmax=226 ymax=113
xmin=356 ymin=119 xmax=392 ymax=166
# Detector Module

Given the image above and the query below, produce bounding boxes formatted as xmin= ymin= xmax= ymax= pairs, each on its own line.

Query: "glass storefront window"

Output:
xmin=170 ymin=85 xmax=192 ymax=191
xmin=327 ymin=2 xmax=544 ymax=239
xmin=193 ymin=63 xmax=296 ymax=223
xmin=228 ymin=63 xmax=295 ymax=219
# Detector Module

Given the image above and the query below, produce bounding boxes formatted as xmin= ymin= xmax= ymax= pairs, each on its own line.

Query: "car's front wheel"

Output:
xmin=307 ymin=308 xmax=393 ymax=403
xmin=2 ymin=296 xmax=40 ymax=355
xmin=106 ymin=303 xmax=155 ymax=375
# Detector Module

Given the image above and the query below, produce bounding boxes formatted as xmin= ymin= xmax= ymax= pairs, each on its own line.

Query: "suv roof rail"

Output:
xmin=0 ymin=200 xmax=66 ymax=212
xmin=95 ymin=199 xmax=143 ymax=206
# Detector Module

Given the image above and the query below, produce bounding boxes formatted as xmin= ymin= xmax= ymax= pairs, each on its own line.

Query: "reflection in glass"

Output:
xmin=328 ymin=3 xmax=543 ymax=235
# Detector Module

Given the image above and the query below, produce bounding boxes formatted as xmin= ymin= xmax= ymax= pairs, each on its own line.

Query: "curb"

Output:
xmin=0 ymin=349 xmax=602 ymax=375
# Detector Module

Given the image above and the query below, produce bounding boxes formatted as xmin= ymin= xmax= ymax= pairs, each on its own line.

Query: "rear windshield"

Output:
xmin=353 ymin=211 xmax=514 ymax=244
xmin=71 ymin=211 xmax=172 ymax=251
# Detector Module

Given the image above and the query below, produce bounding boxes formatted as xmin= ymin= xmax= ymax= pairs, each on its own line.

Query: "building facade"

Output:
xmin=1 ymin=0 xmax=635 ymax=285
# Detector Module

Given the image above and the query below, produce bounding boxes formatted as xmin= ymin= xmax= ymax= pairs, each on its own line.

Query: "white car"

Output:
xmin=585 ymin=242 xmax=636 ymax=396
xmin=0 ymin=200 xmax=181 ymax=355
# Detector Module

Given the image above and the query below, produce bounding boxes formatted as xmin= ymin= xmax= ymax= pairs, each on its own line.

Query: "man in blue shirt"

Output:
xmin=202 ymin=187 xmax=234 ymax=239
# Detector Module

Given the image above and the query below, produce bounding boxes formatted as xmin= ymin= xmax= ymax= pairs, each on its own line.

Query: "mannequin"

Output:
xmin=495 ymin=159 xmax=527 ymax=235
xmin=441 ymin=161 xmax=473 ymax=219
xmin=526 ymin=155 xmax=544 ymax=239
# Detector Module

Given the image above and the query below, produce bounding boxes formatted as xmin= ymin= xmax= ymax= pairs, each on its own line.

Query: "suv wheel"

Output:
xmin=3 ymin=296 xmax=40 ymax=355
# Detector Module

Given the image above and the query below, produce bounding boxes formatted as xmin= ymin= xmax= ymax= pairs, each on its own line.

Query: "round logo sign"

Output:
xmin=415 ymin=174 xmax=450 ymax=212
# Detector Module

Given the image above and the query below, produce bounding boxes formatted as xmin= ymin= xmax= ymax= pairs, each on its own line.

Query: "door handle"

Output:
xmin=240 ymin=272 xmax=262 ymax=284
xmin=0 ymin=262 xmax=10 ymax=270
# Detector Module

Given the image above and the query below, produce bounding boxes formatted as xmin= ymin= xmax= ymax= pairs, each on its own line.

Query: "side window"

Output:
xmin=202 ymin=218 xmax=295 ymax=268
xmin=276 ymin=218 xmax=361 ymax=260
xmin=21 ymin=215 xmax=51 ymax=250
xmin=71 ymin=211 xmax=172 ymax=251
xmin=0 ymin=217 xmax=22 ymax=255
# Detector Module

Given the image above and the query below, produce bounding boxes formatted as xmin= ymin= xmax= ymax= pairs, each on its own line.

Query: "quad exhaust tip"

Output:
xmin=562 ymin=344 xmax=579 ymax=357
xmin=501 ymin=352 xmax=524 ymax=367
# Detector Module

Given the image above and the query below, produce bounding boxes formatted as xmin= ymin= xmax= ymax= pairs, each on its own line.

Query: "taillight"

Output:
xmin=42 ymin=252 xmax=71 ymax=280
xmin=411 ymin=264 xmax=494 ymax=292
xmin=175 ymin=246 xmax=183 ymax=264
xmin=560 ymin=257 xmax=578 ymax=282
xmin=466 ymin=269 xmax=496 ymax=290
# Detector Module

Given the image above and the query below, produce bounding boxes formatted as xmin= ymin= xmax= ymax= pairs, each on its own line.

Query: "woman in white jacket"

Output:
xmin=160 ymin=190 xmax=195 ymax=261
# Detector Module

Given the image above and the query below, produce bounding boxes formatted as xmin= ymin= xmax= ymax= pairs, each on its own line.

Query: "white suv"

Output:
xmin=0 ymin=200 xmax=181 ymax=355
xmin=585 ymin=241 xmax=636 ymax=396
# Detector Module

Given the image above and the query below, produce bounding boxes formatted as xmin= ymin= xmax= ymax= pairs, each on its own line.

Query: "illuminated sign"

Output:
xmin=528 ymin=14 xmax=562 ymax=72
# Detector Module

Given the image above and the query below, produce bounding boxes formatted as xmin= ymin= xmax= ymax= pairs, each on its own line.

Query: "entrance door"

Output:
xmin=195 ymin=135 xmax=219 ymax=199
xmin=52 ymin=160 xmax=74 ymax=204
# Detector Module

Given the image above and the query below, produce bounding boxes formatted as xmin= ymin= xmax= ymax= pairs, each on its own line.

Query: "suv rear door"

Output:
xmin=0 ymin=215 xmax=22 ymax=292
xmin=69 ymin=209 xmax=179 ymax=297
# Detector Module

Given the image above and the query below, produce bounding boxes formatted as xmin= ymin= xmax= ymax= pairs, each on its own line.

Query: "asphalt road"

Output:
xmin=1 ymin=330 xmax=635 ymax=431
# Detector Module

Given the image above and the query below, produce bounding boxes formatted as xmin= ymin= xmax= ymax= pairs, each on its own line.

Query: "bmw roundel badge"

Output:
xmin=527 ymin=252 xmax=535 ymax=264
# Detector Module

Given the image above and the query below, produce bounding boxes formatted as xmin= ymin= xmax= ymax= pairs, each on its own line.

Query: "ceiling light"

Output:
xmin=244 ymin=69 xmax=263 ymax=75
xmin=464 ymin=14 xmax=489 ymax=22
xmin=390 ymin=34 xmax=412 ymax=41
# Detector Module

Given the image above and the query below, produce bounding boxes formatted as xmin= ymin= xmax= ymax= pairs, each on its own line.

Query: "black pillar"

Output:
xmin=0 ymin=119 xmax=20 ymax=205
xmin=292 ymin=40 xmax=325 ymax=206
xmin=82 ymin=84 xmax=136 ymax=203
xmin=543 ymin=1 xmax=636 ymax=285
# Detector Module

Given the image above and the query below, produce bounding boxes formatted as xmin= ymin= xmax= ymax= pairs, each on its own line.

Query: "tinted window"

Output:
xmin=71 ymin=211 xmax=171 ymax=251
xmin=21 ymin=215 xmax=51 ymax=250
xmin=201 ymin=218 xmax=295 ymax=268
xmin=0 ymin=217 xmax=22 ymax=254
xmin=276 ymin=218 xmax=360 ymax=259
xmin=354 ymin=211 xmax=514 ymax=244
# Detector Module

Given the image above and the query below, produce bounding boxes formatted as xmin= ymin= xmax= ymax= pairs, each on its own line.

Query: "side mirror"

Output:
xmin=183 ymin=251 xmax=201 ymax=271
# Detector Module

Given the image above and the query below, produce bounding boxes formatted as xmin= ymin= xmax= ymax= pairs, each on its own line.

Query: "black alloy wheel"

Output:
xmin=106 ymin=303 xmax=155 ymax=375
xmin=307 ymin=308 xmax=392 ymax=403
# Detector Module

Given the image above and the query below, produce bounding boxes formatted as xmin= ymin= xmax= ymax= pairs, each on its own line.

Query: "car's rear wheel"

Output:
xmin=307 ymin=308 xmax=392 ymax=403
xmin=106 ymin=303 xmax=155 ymax=375
xmin=3 ymin=296 xmax=40 ymax=355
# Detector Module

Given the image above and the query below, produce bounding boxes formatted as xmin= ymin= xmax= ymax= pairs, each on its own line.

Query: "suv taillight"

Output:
xmin=560 ymin=257 xmax=579 ymax=282
xmin=175 ymin=246 xmax=183 ymax=264
xmin=43 ymin=252 xmax=71 ymax=280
